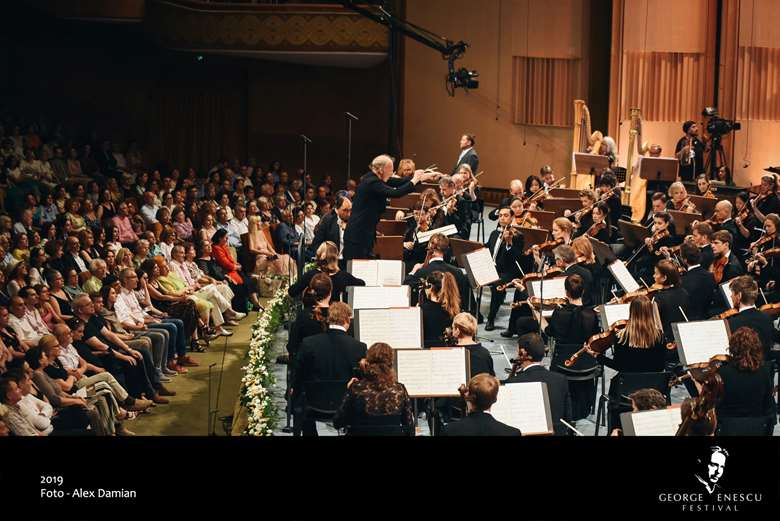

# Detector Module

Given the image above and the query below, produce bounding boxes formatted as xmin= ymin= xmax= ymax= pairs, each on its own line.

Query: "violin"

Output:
xmin=607 ymin=284 xmax=667 ymax=304
xmin=511 ymin=296 xmax=569 ymax=310
xmin=587 ymin=221 xmax=607 ymax=238
xmin=669 ymin=355 xmax=729 ymax=387
xmin=710 ymin=254 xmax=729 ymax=284
xmin=749 ymin=233 xmax=776 ymax=251
xmin=514 ymin=210 xmax=539 ymax=228
xmin=759 ymin=301 xmax=780 ymax=319
xmin=674 ymin=197 xmax=697 ymax=213
xmin=524 ymin=237 xmax=564 ymax=256
xmin=514 ymin=266 xmax=565 ymax=291
xmin=564 ymin=320 xmax=628 ymax=367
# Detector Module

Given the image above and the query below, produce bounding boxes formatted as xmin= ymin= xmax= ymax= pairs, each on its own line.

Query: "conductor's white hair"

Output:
xmin=370 ymin=155 xmax=394 ymax=174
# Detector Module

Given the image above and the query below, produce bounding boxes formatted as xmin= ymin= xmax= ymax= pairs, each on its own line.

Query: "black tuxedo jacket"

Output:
xmin=680 ymin=267 xmax=715 ymax=320
xmin=444 ymin=196 xmax=472 ymax=239
xmin=699 ymin=244 xmax=714 ymax=270
xmin=441 ymin=411 xmax=521 ymax=436
xmin=721 ymin=253 xmax=744 ymax=283
xmin=727 ymin=308 xmax=775 ymax=359
xmin=404 ymin=259 xmax=471 ymax=306
xmin=293 ymin=329 xmax=367 ymax=391
xmin=311 ymin=211 xmax=340 ymax=254
xmin=545 ymin=304 xmax=599 ymax=345
xmin=654 ymin=286 xmax=690 ymax=341
xmin=715 ymin=219 xmax=740 ymax=244
xmin=504 ymin=365 xmax=572 ymax=436
xmin=62 ymin=253 xmax=88 ymax=274
xmin=343 ymin=173 xmax=416 ymax=259
xmin=453 ymin=148 xmax=479 ymax=175
xmin=485 ymin=229 xmax=525 ymax=278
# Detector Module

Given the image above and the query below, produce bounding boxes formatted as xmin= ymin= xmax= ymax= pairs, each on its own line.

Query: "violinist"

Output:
xmin=709 ymin=230 xmax=743 ymax=288
xmin=488 ymin=179 xmax=523 ymax=220
xmin=733 ymin=191 xmax=758 ymax=252
xmin=610 ymin=389 xmax=668 ymax=436
xmin=652 ymin=259 xmax=691 ymax=343
xmin=643 ymin=192 xmax=668 ymax=228
xmin=751 ymin=174 xmax=780 ymax=223
xmin=504 ymin=333 xmax=571 ymax=436
xmin=454 ymin=163 xmax=481 ymax=238
xmin=711 ymin=200 xmax=739 ymax=240
xmin=451 ymin=312 xmax=494 ymax=378
xmin=438 ymin=175 xmax=471 ymax=239
xmin=567 ymin=189 xmax=596 ymax=236
xmin=556 ymin=245 xmax=594 ymax=306
xmin=420 ymin=271 xmax=461 ymax=348
xmin=531 ymin=217 xmax=573 ymax=268
xmin=696 ymin=174 xmax=716 ymax=198
xmin=403 ymin=202 xmax=431 ymax=270
xmin=679 ymin=241 xmax=715 ymax=321
xmin=715 ymin=327 xmax=776 ymax=425
xmin=585 ymin=296 xmax=666 ymax=429
xmin=583 ymin=202 xmax=612 ymax=244
xmin=404 ymin=233 xmax=470 ymax=308
xmin=596 ymin=171 xmax=622 ymax=228
xmin=572 ymin=236 xmax=603 ymax=305
xmin=544 ymin=274 xmax=598 ymax=345
xmin=746 ymin=213 xmax=779 ymax=290
xmin=666 ymin=182 xmax=697 ymax=214
xmin=540 ymin=165 xmax=556 ymax=194
xmin=484 ymin=208 xmax=525 ymax=331
xmin=635 ymin=211 xmax=678 ymax=284
xmin=725 ymin=276 xmax=775 ymax=359
xmin=525 ymin=174 xmax=544 ymax=201
xmin=440 ymin=374 xmax=520 ymax=437
xmin=288 ymin=241 xmax=365 ymax=303
xmin=511 ymin=197 xmax=539 ymax=227
xmin=691 ymin=222 xmax=714 ymax=270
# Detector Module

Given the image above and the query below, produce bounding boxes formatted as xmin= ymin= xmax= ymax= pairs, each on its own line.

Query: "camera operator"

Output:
xmin=675 ymin=121 xmax=706 ymax=182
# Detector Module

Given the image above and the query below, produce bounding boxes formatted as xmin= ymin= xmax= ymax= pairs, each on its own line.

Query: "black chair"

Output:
xmin=302 ymin=379 xmax=349 ymax=428
xmin=551 ymin=343 xmax=604 ymax=421
xmin=344 ymin=415 xmax=411 ymax=436
xmin=716 ymin=416 xmax=775 ymax=436
xmin=472 ymin=198 xmax=486 ymax=243
xmin=594 ymin=371 xmax=672 ymax=436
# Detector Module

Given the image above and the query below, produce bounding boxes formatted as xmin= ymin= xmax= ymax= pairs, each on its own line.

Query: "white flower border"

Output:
xmin=241 ymin=286 xmax=290 ymax=436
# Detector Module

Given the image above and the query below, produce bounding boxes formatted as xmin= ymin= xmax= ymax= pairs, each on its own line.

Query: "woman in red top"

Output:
xmin=211 ymin=229 xmax=262 ymax=310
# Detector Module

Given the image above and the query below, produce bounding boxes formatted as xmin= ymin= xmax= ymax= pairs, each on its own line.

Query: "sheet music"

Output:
xmin=416 ymin=224 xmax=458 ymax=243
xmin=621 ymin=407 xmax=682 ymax=436
xmin=348 ymin=286 xmax=410 ymax=310
xmin=396 ymin=348 xmax=467 ymax=397
xmin=609 ymin=260 xmax=641 ymax=293
xmin=347 ymin=260 xmax=404 ymax=286
xmin=491 ymin=382 xmax=553 ymax=435
xmin=673 ymin=320 xmax=729 ymax=366
xmin=464 ymin=248 xmax=500 ymax=287
xmin=720 ymin=281 xmax=733 ymax=308
xmin=355 ymin=307 xmax=422 ymax=349
xmin=527 ymin=277 xmax=567 ymax=299
xmin=602 ymin=303 xmax=631 ymax=328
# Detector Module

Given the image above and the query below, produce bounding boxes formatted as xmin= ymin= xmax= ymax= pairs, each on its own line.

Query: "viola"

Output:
xmin=524 ymin=237 xmax=564 ymax=256
xmin=710 ymin=254 xmax=728 ymax=284
xmin=564 ymin=320 xmax=628 ymax=367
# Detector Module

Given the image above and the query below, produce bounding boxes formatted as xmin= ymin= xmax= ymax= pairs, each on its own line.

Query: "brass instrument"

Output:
xmin=571 ymin=100 xmax=604 ymax=190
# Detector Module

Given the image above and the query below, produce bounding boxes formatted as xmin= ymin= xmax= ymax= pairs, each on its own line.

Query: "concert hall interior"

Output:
xmin=1 ymin=0 xmax=779 ymax=439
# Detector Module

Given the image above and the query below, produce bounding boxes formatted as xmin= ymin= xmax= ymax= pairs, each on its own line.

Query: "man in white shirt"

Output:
xmin=139 ymin=191 xmax=161 ymax=226
xmin=216 ymin=208 xmax=242 ymax=249
xmin=230 ymin=204 xmax=249 ymax=236
xmin=8 ymin=293 xmax=50 ymax=344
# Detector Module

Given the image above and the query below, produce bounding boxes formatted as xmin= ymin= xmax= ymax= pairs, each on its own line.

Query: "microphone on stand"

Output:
xmin=300 ymin=134 xmax=312 ymax=144
xmin=345 ymin=112 xmax=360 ymax=121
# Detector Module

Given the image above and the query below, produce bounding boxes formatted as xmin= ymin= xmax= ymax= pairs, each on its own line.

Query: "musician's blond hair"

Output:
xmin=572 ymin=236 xmax=595 ymax=264
xmin=553 ymin=217 xmax=574 ymax=236
xmin=618 ymin=296 xmax=664 ymax=348
xmin=452 ymin=312 xmax=477 ymax=338
xmin=668 ymin=182 xmax=688 ymax=198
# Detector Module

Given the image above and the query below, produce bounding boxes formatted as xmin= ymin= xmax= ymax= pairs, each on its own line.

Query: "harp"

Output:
xmin=570 ymin=100 xmax=604 ymax=189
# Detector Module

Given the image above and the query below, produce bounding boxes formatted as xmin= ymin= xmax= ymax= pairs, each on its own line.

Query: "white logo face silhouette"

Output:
xmin=696 ymin=447 xmax=728 ymax=494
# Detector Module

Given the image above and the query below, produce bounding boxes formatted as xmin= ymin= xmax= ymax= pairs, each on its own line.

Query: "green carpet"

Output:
xmin=129 ymin=311 xmax=261 ymax=436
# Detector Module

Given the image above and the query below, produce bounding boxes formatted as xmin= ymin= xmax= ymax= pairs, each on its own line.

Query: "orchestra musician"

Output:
xmin=725 ymin=276 xmax=775 ymax=359
xmin=484 ymin=207 xmax=525 ymax=332
xmin=710 ymin=200 xmax=739 ymax=240
xmin=584 ymin=295 xmax=666 ymax=430
xmin=751 ymin=174 xmax=780 ymax=223
xmin=746 ymin=213 xmax=780 ymax=294
xmin=540 ymin=165 xmax=556 ymax=193
xmin=709 ymin=230 xmax=744 ymax=288
xmin=644 ymin=192 xmax=668 ymax=228
xmin=715 ymin=328 xmax=776 ymax=426
xmin=696 ymin=174 xmax=716 ymax=198
xmin=488 ymin=179 xmax=524 ymax=220
xmin=675 ymin=120 xmax=706 ymax=182
xmin=343 ymin=154 xmax=437 ymax=260
xmin=596 ymin=171 xmax=622 ymax=228
xmin=404 ymin=233 xmax=471 ymax=309
xmin=652 ymin=259 xmax=691 ymax=343
xmin=440 ymin=374 xmax=521 ymax=437
xmin=610 ymin=389 xmax=668 ymax=436
xmin=571 ymin=236 xmax=604 ymax=305
xmin=531 ymin=217 xmax=574 ymax=268
xmin=666 ymin=182 xmax=698 ymax=213
xmin=286 ymin=273 xmax=331 ymax=371
xmin=420 ymin=271 xmax=461 ymax=348
xmin=504 ymin=333 xmax=572 ymax=436
xmin=734 ymin=191 xmax=759 ymax=253
xmin=555 ymin=245 xmax=594 ymax=306
xmin=582 ymin=202 xmax=612 ymax=244
xmin=635 ymin=211 xmax=678 ymax=284
xmin=394 ymin=158 xmax=416 ymax=179
xmin=438 ymin=175 xmax=471 ymax=239
xmin=691 ymin=222 xmax=715 ymax=270
xmin=525 ymin=175 xmax=544 ymax=201
xmin=452 ymin=133 xmax=479 ymax=175
xmin=402 ymin=203 xmax=430 ymax=271
xmin=453 ymin=164 xmax=481 ymax=239
xmin=544 ymin=274 xmax=598 ymax=345
xmin=451 ymin=312 xmax=494 ymax=378
xmin=288 ymin=241 xmax=365 ymax=303
xmin=567 ymin=189 xmax=597 ymax=236
xmin=679 ymin=241 xmax=716 ymax=321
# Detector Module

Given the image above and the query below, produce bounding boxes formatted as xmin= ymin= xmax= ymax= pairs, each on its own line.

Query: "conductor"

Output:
xmin=343 ymin=154 xmax=439 ymax=260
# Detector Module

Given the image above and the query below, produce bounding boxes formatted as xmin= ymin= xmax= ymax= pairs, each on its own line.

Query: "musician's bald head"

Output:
xmin=714 ymin=200 xmax=733 ymax=221
xmin=509 ymin=179 xmax=523 ymax=195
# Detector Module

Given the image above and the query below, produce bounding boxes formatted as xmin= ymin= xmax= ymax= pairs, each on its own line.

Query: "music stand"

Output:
xmin=573 ymin=152 xmax=610 ymax=189
xmin=374 ymin=236 xmax=404 ymax=260
xmin=377 ymin=219 xmax=408 ymax=237
xmin=519 ymin=227 xmax=551 ymax=250
xmin=639 ymin=157 xmax=678 ymax=184
xmin=667 ymin=210 xmax=702 ymax=236
xmin=540 ymin=198 xmax=580 ymax=218
xmin=618 ymin=219 xmax=651 ymax=249
xmin=549 ymin=188 xmax=582 ymax=199
xmin=449 ymin=238 xmax=484 ymax=268
xmin=526 ymin=210 xmax=556 ymax=231
xmin=587 ymin=236 xmax=618 ymax=266
xmin=382 ymin=206 xmax=407 ymax=220
xmin=688 ymin=195 xmax=717 ymax=219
